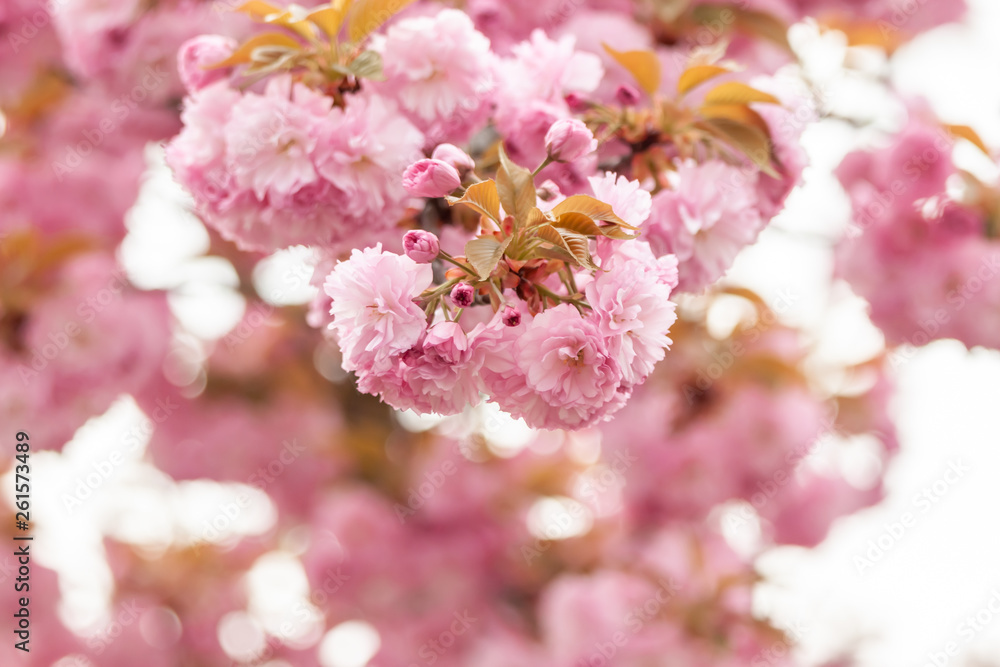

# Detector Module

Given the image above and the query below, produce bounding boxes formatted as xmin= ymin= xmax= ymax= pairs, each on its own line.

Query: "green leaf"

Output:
xmin=209 ymin=32 xmax=302 ymax=68
xmin=734 ymin=9 xmax=791 ymax=51
xmin=234 ymin=0 xmax=283 ymax=19
xmin=560 ymin=231 xmax=595 ymax=270
xmin=554 ymin=212 xmax=602 ymax=236
xmin=348 ymin=50 xmax=383 ymax=80
xmin=524 ymin=207 xmax=548 ymax=228
xmin=703 ymin=82 xmax=780 ymax=107
xmin=699 ymin=103 xmax=770 ymax=137
xmin=535 ymin=225 xmax=595 ymax=270
xmin=347 ymin=0 xmax=416 ymax=43
xmin=602 ymin=43 xmax=661 ymax=96
xmin=703 ymin=118 xmax=779 ymax=178
xmin=677 ymin=64 xmax=731 ymax=95
xmin=944 ymin=124 xmax=991 ymax=157
xmin=447 ymin=180 xmax=501 ymax=224
xmin=551 ymin=195 xmax=634 ymax=229
xmin=496 ymin=144 xmax=536 ymax=225
xmin=307 ymin=0 xmax=351 ymax=38
xmin=234 ymin=3 xmax=320 ymax=41
xmin=465 ymin=236 xmax=510 ymax=280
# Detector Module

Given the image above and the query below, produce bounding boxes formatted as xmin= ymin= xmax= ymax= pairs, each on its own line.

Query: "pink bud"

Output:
xmin=615 ymin=83 xmax=641 ymax=107
xmin=545 ymin=119 xmax=597 ymax=163
xmin=402 ymin=230 xmax=440 ymax=263
xmin=502 ymin=306 xmax=521 ymax=327
xmin=537 ymin=179 xmax=562 ymax=202
xmin=450 ymin=283 xmax=475 ymax=308
xmin=177 ymin=35 xmax=238 ymax=93
xmin=403 ymin=159 xmax=462 ymax=198
xmin=565 ymin=92 xmax=589 ymax=112
xmin=431 ymin=144 xmax=476 ymax=173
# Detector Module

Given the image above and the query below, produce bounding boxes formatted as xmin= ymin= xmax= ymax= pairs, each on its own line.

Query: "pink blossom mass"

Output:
xmin=1 ymin=0 xmax=987 ymax=665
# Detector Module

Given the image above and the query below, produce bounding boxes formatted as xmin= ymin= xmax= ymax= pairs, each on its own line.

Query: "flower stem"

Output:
xmin=532 ymin=156 xmax=553 ymax=177
xmin=562 ymin=266 xmax=580 ymax=296
xmin=536 ymin=284 xmax=591 ymax=310
xmin=420 ymin=276 xmax=462 ymax=302
xmin=438 ymin=252 xmax=477 ymax=278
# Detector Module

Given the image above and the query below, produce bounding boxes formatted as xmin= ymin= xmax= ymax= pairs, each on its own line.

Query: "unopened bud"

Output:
xmin=565 ymin=92 xmax=589 ymax=112
xmin=431 ymin=143 xmax=476 ymax=174
xmin=451 ymin=282 xmax=475 ymax=308
xmin=403 ymin=159 xmax=462 ymax=198
xmin=545 ymin=119 xmax=597 ymax=163
xmin=402 ymin=230 xmax=440 ymax=263
xmin=615 ymin=83 xmax=641 ymax=107
xmin=178 ymin=35 xmax=238 ymax=92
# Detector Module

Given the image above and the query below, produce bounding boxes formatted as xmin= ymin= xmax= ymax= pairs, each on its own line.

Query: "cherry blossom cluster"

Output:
xmin=837 ymin=112 xmax=1000 ymax=351
xmin=163 ymin=0 xmax=810 ymax=268
xmin=0 ymin=0 xmax=973 ymax=665
xmin=324 ymin=239 xmax=678 ymax=429
xmin=161 ymin=0 xmax=830 ymax=425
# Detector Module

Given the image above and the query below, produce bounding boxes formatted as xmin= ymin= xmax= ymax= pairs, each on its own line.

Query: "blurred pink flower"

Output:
xmin=177 ymin=34 xmax=237 ymax=93
xmin=545 ymin=118 xmax=597 ymax=162
xmin=646 ymin=160 xmax=766 ymax=293
xmin=403 ymin=159 xmax=462 ymax=198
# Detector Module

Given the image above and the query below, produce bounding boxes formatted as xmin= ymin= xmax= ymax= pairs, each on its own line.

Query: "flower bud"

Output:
xmin=614 ymin=83 xmax=641 ymax=107
xmin=431 ymin=143 xmax=476 ymax=174
xmin=177 ymin=35 xmax=238 ymax=93
xmin=450 ymin=283 xmax=475 ymax=308
xmin=402 ymin=230 xmax=440 ymax=263
xmin=545 ymin=119 xmax=597 ymax=163
xmin=403 ymin=159 xmax=462 ymax=198
xmin=537 ymin=179 xmax=562 ymax=202
xmin=502 ymin=306 xmax=521 ymax=327
xmin=564 ymin=92 xmax=589 ymax=112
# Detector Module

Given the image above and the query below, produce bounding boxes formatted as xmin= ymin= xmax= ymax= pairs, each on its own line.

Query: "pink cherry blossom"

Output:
xmin=501 ymin=305 xmax=522 ymax=327
xmin=403 ymin=158 xmax=462 ymax=198
xmin=177 ymin=34 xmax=236 ymax=93
xmin=588 ymin=171 xmax=653 ymax=228
xmin=378 ymin=321 xmax=484 ymax=415
xmin=432 ymin=143 xmax=477 ymax=172
xmin=645 ymin=160 xmax=766 ymax=293
xmin=494 ymin=30 xmax=604 ymax=184
xmin=510 ymin=304 xmax=627 ymax=429
xmin=0 ymin=1 xmax=948 ymax=664
xmin=403 ymin=230 xmax=442 ymax=263
xmin=224 ymin=76 xmax=328 ymax=202
xmin=545 ymin=118 xmax=597 ymax=162
xmin=376 ymin=8 xmax=496 ymax=144
xmin=312 ymin=91 xmax=425 ymax=237
xmin=587 ymin=243 xmax=679 ymax=385
xmin=324 ymin=244 xmax=433 ymax=375
xmin=450 ymin=282 xmax=476 ymax=307
xmin=167 ymin=81 xmax=425 ymax=253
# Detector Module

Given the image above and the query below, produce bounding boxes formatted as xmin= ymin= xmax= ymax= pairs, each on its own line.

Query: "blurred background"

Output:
xmin=4 ymin=0 xmax=1000 ymax=665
